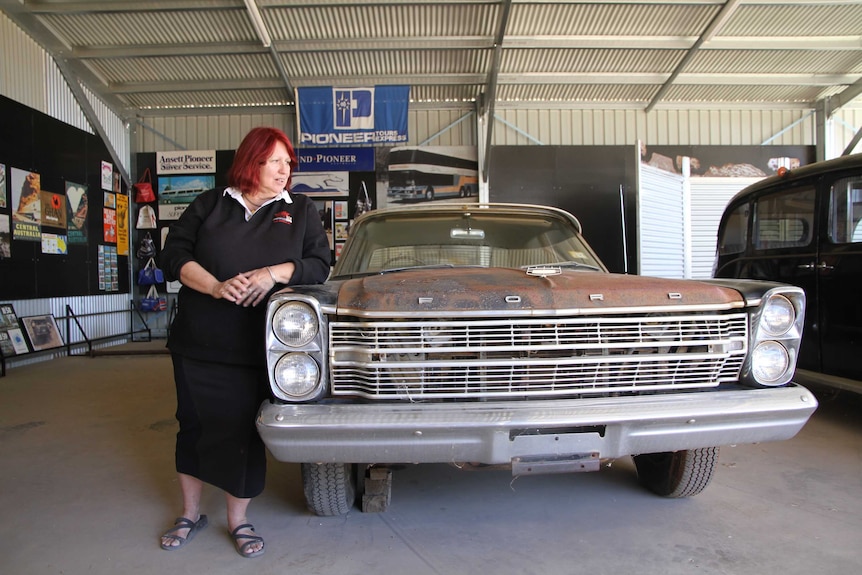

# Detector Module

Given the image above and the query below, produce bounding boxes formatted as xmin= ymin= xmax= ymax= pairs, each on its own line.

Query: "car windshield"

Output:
xmin=331 ymin=208 xmax=605 ymax=278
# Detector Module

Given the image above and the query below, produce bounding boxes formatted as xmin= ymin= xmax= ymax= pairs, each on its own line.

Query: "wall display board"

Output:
xmin=136 ymin=146 xmax=377 ymax=274
xmin=133 ymin=150 xmax=233 ymax=303
xmin=0 ymin=95 xmax=129 ymax=299
xmin=292 ymin=147 xmax=376 ymax=263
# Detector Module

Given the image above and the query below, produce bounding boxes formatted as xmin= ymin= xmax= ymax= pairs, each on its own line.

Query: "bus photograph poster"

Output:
xmin=385 ymin=146 xmax=479 ymax=206
xmin=296 ymin=86 xmax=409 ymax=146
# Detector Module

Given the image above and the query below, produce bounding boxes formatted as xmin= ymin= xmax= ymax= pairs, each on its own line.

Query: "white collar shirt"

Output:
xmin=224 ymin=186 xmax=293 ymax=221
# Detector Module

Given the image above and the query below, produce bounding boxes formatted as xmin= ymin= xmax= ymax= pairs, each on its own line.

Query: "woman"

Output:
xmin=158 ymin=127 xmax=331 ymax=557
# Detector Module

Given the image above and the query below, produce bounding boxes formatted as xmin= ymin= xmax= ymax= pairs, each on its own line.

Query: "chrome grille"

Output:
xmin=329 ymin=313 xmax=748 ymax=400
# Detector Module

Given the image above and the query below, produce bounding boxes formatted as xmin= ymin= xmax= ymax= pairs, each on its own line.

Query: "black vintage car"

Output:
xmin=715 ymin=153 xmax=862 ymax=395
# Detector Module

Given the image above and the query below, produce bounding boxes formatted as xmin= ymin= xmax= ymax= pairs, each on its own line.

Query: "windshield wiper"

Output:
xmin=379 ymin=263 xmax=457 ymax=274
xmin=522 ymin=261 xmax=601 ymax=272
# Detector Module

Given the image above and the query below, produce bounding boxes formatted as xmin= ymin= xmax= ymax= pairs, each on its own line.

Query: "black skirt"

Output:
xmin=171 ymin=353 xmax=271 ymax=498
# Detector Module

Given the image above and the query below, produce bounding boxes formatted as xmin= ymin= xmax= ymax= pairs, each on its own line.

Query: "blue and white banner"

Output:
xmin=296 ymin=147 xmax=375 ymax=172
xmin=297 ymin=86 xmax=409 ymax=146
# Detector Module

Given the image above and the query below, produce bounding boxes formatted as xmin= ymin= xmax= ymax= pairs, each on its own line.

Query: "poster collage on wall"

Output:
xmin=0 ymin=158 xmax=128 ymax=293
xmin=134 ymin=147 xmax=380 ymax=293
xmin=292 ymin=148 xmax=377 ymax=261
xmin=138 ymin=150 xmax=218 ymax=298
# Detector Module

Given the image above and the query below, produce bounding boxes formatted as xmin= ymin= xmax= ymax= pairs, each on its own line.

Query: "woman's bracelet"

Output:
xmin=266 ymin=266 xmax=277 ymax=284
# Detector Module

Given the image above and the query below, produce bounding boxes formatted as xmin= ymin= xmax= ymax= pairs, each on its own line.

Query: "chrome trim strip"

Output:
xmin=334 ymin=301 xmax=747 ymax=319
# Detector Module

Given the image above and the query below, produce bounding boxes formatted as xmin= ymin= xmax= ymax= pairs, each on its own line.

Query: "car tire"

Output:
xmin=424 ymin=186 xmax=434 ymax=200
xmin=301 ymin=462 xmax=357 ymax=516
xmin=633 ymin=447 xmax=718 ymax=498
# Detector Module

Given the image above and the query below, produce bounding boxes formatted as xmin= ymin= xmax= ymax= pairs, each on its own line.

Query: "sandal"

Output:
xmin=230 ymin=523 xmax=265 ymax=558
xmin=160 ymin=515 xmax=208 ymax=550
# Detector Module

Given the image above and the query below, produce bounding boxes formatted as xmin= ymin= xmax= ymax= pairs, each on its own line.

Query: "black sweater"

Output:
xmin=160 ymin=188 xmax=331 ymax=365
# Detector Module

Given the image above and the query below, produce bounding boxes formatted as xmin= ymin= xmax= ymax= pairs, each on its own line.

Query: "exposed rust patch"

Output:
xmin=337 ymin=269 xmax=742 ymax=313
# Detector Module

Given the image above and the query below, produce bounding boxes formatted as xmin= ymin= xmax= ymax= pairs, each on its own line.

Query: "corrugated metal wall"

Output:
xmin=1 ymin=14 xmax=129 ymax=169
xmin=2 ymin=13 xmax=135 ymax=370
xmin=833 ymin=107 xmax=862 ymax=156
xmin=491 ymin=107 xmax=819 ymax=147
xmin=43 ymin=53 xmax=92 ymax=134
xmin=133 ymin=106 xmax=828 ymax=152
xmin=132 ymin=107 xmax=481 ymax=152
xmin=0 ymin=14 xmax=45 ymax=108
xmin=126 ymin=104 xmax=862 ymax=154
xmin=84 ymin=84 xmax=131 ymax=174
xmin=133 ymin=113 xmax=297 ymax=153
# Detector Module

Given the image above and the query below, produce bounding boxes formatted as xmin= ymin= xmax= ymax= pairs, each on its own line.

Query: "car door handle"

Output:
xmin=797 ymin=262 xmax=834 ymax=271
xmin=796 ymin=262 xmax=835 ymax=270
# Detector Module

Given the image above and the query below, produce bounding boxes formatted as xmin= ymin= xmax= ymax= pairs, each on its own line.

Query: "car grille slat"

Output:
xmin=329 ymin=313 xmax=747 ymax=400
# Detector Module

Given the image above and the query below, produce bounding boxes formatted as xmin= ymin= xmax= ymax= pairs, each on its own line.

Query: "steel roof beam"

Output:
xmin=481 ymin=0 xmax=511 ymax=182
xmin=645 ymin=0 xmax=742 ymax=113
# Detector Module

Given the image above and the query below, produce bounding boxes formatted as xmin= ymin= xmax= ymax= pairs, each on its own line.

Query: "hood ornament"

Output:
xmin=525 ymin=265 xmax=561 ymax=278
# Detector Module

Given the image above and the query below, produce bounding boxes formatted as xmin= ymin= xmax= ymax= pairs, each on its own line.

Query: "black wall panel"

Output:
xmin=489 ymin=146 xmax=637 ymax=273
xmin=0 ymin=95 xmax=129 ymax=299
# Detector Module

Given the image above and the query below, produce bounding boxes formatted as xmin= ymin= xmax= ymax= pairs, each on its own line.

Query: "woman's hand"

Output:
xmin=180 ymin=261 xmax=280 ymax=307
xmin=212 ymin=273 xmax=253 ymax=304
xmin=233 ymin=267 xmax=278 ymax=307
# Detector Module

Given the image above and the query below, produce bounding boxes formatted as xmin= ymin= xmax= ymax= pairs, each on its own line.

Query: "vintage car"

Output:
xmin=257 ymin=203 xmax=817 ymax=516
xmin=714 ymin=154 xmax=862 ymax=395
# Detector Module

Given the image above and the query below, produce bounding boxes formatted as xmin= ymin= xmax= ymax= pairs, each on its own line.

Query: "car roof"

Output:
xmin=726 ymin=152 xmax=862 ymax=207
xmin=354 ymin=202 xmax=583 ymax=234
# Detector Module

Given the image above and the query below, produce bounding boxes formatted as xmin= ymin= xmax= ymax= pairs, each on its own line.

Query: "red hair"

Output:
xmin=227 ymin=127 xmax=298 ymax=193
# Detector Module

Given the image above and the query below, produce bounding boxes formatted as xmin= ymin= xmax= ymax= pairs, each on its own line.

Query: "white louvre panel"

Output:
xmin=638 ymin=163 xmax=686 ymax=278
xmin=689 ymin=177 xmax=763 ymax=279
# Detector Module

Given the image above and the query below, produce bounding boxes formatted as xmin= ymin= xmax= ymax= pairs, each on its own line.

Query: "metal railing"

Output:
xmin=0 ymin=302 xmax=152 ymax=377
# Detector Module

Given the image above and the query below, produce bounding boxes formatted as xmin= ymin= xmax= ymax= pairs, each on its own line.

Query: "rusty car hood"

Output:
xmin=335 ymin=268 xmax=744 ymax=315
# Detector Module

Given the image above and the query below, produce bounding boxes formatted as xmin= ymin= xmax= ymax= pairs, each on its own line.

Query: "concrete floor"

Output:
xmin=1 ymin=342 xmax=860 ymax=575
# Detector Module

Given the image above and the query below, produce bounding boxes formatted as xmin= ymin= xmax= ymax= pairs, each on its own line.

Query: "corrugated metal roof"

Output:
xmin=1 ymin=0 xmax=859 ymax=118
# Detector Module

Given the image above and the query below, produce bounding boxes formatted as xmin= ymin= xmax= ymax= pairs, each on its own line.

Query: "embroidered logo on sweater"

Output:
xmin=273 ymin=211 xmax=293 ymax=224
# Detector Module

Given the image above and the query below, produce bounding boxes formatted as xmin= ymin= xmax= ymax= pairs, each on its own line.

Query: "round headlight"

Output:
xmin=273 ymin=301 xmax=318 ymax=347
xmin=761 ymin=295 xmax=795 ymax=336
xmin=751 ymin=340 xmax=789 ymax=384
xmin=273 ymin=353 xmax=320 ymax=399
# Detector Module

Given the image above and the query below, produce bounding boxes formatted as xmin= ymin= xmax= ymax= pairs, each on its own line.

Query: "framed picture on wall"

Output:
xmin=20 ymin=314 xmax=64 ymax=352
xmin=1 ymin=303 xmax=21 ymax=330
xmin=0 ymin=303 xmax=29 ymax=356
xmin=334 ymin=200 xmax=348 ymax=220
xmin=0 ymin=327 xmax=29 ymax=356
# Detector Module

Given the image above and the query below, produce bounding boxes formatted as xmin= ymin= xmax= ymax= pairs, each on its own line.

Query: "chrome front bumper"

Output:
xmin=256 ymin=385 xmax=817 ymax=465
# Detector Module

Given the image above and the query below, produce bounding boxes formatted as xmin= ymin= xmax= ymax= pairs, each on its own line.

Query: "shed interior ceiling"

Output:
xmin=1 ymin=0 xmax=861 ymax=118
